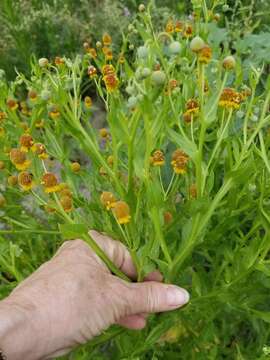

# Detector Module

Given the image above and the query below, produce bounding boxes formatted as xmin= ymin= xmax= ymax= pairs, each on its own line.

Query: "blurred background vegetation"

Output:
xmin=0 ymin=0 xmax=269 ymax=80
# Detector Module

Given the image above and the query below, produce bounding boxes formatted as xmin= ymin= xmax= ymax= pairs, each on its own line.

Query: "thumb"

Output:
xmin=124 ymin=281 xmax=190 ymax=315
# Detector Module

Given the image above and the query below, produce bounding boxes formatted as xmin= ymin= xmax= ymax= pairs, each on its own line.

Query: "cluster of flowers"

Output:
xmin=151 ymin=149 xmax=189 ymax=174
xmin=100 ymin=192 xmax=131 ymax=225
xmin=5 ymin=132 xmax=81 ymax=213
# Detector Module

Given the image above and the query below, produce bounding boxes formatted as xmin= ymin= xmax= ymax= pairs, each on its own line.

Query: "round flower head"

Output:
xmin=185 ymin=99 xmax=200 ymax=115
xmin=104 ymin=48 xmax=113 ymax=61
xmin=107 ymin=155 xmax=114 ymax=167
xmin=31 ymin=143 xmax=48 ymax=159
xmin=171 ymin=149 xmax=189 ymax=174
xmin=118 ymin=53 xmax=125 ymax=64
xmin=88 ymin=48 xmax=97 ymax=58
xmin=18 ymin=171 xmax=34 ymax=191
xmin=102 ymin=64 xmax=115 ymax=76
xmin=28 ymin=90 xmax=38 ymax=102
xmin=164 ymin=211 xmax=173 ymax=225
xmin=113 ymin=201 xmax=131 ymax=224
xmin=100 ymin=191 xmax=117 ymax=210
xmin=165 ymin=19 xmax=174 ymax=33
xmin=103 ymin=74 xmax=119 ymax=92
xmin=190 ymin=36 xmax=205 ymax=52
xmin=7 ymin=99 xmax=18 ymax=111
xmin=198 ymin=45 xmax=212 ymax=64
xmin=183 ymin=24 xmax=193 ymax=38
xmin=99 ymin=128 xmax=110 ymax=140
xmin=189 ymin=184 xmax=197 ymax=199
xmin=8 ymin=175 xmax=18 ymax=186
xmin=102 ymin=33 xmax=112 ymax=46
xmin=151 ymin=150 xmax=165 ymax=166
xmin=0 ymin=161 xmax=5 ymax=170
xmin=41 ymin=173 xmax=61 ymax=193
xmin=48 ymin=105 xmax=60 ymax=119
xmin=83 ymin=42 xmax=90 ymax=51
xmin=175 ymin=20 xmax=183 ymax=32
xmin=219 ymin=88 xmax=242 ymax=109
xmin=223 ymin=55 xmax=236 ymax=70
xmin=0 ymin=194 xmax=6 ymax=207
xmin=84 ymin=96 xmax=92 ymax=109
xmin=71 ymin=162 xmax=81 ymax=173
xmin=152 ymin=70 xmax=166 ymax=86
xmin=20 ymin=134 xmax=34 ymax=152
xmin=10 ymin=148 xmax=31 ymax=170
xmin=60 ymin=195 xmax=73 ymax=212
xmin=99 ymin=166 xmax=108 ymax=177
xmin=88 ymin=65 xmax=97 ymax=78
xmin=38 ymin=58 xmax=49 ymax=68
xmin=55 ymin=57 xmax=65 ymax=66
xmin=0 ymin=111 xmax=7 ymax=122
xmin=138 ymin=4 xmax=145 ymax=12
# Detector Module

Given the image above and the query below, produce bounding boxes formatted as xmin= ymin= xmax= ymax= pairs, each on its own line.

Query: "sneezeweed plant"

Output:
xmin=1 ymin=1 xmax=270 ymax=359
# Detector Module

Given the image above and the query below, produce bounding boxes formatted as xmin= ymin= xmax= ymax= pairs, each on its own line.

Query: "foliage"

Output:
xmin=1 ymin=1 xmax=270 ymax=360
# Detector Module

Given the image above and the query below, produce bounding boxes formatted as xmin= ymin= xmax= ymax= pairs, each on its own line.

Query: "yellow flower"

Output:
xmin=20 ymin=134 xmax=34 ymax=152
xmin=71 ymin=162 xmax=81 ymax=173
xmin=113 ymin=201 xmax=131 ymax=224
xmin=8 ymin=175 xmax=18 ymax=186
xmin=41 ymin=173 xmax=61 ymax=193
xmin=103 ymin=74 xmax=119 ymax=92
xmin=184 ymin=99 xmax=200 ymax=116
xmin=18 ymin=171 xmax=34 ymax=191
xmin=171 ymin=149 xmax=189 ymax=174
xmin=165 ymin=19 xmax=174 ymax=33
xmin=84 ymin=96 xmax=92 ymax=109
xmin=28 ymin=90 xmax=38 ymax=102
xmin=151 ymin=150 xmax=165 ymax=166
xmin=175 ymin=20 xmax=183 ymax=32
xmin=48 ymin=105 xmax=60 ymax=119
xmin=31 ymin=143 xmax=48 ymax=159
xmin=10 ymin=148 xmax=31 ymax=170
xmin=0 ymin=111 xmax=7 ymax=122
xmin=0 ymin=161 xmax=5 ymax=170
xmin=60 ymin=195 xmax=73 ymax=212
xmin=35 ymin=119 xmax=45 ymax=128
xmin=99 ymin=166 xmax=108 ymax=176
xmin=99 ymin=128 xmax=110 ymax=140
xmin=102 ymin=33 xmax=112 ymax=46
xmin=219 ymin=88 xmax=242 ymax=109
xmin=103 ymin=47 xmax=113 ymax=61
xmin=88 ymin=48 xmax=97 ymax=58
xmin=102 ymin=64 xmax=115 ymax=76
xmin=118 ymin=53 xmax=125 ymax=64
xmin=100 ymin=191 xmax=117 ymax=210
xmin=183 ymin=24 xmax=193 ymax=38
xmin=6 ymin=99 xmax=18 ymax=111
xmin=198 ymin=45 xmax=212 ymax=64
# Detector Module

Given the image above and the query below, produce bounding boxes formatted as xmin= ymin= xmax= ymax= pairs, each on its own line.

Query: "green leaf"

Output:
xmin=59 ymin=223 xmax=88 ymax=239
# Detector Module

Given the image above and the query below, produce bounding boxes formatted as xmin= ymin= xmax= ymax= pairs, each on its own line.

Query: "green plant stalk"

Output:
xmin=202 ymin=108 xmax=233 ymax=193
xmin=170 ymin=177 xmax=233 ymax=278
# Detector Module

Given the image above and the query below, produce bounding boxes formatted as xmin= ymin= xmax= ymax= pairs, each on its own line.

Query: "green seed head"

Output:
xmin=169 ymin=41 xmax=182 ymax=55
xmin=151 ymin=70 xmax=166 ymax=86
xmin=223 ymin=55 xmax=236 ymax=70
xmin=137 ymin=46 xmax=149 ymax=59
xmin=38 ymin=58 xmax=49 ymax=68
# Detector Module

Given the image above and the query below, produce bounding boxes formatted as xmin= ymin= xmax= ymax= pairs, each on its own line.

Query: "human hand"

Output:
xmin=0 ymin=231 xmax=189 ymax=359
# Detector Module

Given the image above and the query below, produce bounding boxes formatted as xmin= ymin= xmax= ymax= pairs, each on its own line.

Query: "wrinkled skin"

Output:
xmin=0 ymin=231 xmax=189 ymax=359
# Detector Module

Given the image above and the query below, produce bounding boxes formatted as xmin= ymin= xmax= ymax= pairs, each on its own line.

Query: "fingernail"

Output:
xmin=166 ymin=286 xmax=190 ymax=307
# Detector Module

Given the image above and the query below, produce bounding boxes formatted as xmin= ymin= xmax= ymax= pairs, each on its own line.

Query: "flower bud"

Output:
xmin=190 ymin=36 xmax=205 ymax=52
xmin=71 ymin=162 xmax=81 ymax=173
xmin=169 ymin=41 xmax=181 ymax=55
xmin=223 ymin=55 xmax=236 ymax=70
xmin=151 ymin=70 xmax=166 ymax=86
xmin=38 ymin=58 xmax=49 ymax=68
xmin=137 ymin=46 xmax=148 ymax=59
xmin=138 ymin=4 xmax=145 ymax=12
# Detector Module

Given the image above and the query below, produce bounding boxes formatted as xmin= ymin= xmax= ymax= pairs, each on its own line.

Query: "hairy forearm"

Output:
xmin=0 ymin=297 xmax=42 ymax=360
